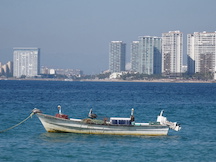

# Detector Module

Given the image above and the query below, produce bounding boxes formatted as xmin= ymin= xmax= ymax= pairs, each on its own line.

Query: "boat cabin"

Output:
xmin=110 ymin=117 xmax=131 ymax=125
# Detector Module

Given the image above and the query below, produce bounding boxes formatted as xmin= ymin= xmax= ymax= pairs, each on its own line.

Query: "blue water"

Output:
xmin=0 ymin=80 xmax=215 ymax=161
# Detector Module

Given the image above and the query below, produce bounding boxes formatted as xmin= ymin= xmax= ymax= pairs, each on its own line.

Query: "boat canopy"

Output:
xmin=110 ymin=117 xmax=131 ymax=125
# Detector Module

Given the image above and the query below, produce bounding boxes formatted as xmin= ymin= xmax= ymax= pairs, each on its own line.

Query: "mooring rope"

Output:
xmin=0 ymin=112 xmax=34 ymax=133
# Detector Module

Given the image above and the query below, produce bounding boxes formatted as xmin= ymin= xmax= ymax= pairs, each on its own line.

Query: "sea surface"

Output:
xmin=0 ymin=80 xmax=215 ymax=162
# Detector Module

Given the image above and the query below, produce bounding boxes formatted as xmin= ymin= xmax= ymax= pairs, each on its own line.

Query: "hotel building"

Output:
xmin=131 ymin=41 xmax=139 ymax=72
xmin=109 ymin=41 xmax=126 ymax=73
xmin=187 ymin=31 xmax=216 ymax=74
xmin=13 ymin=48 xmax=40 ymax=78
xmin=162 ymin=31 xmax=183 ymax=76
xmin=131 ymin=36 xmax=162 ymax=74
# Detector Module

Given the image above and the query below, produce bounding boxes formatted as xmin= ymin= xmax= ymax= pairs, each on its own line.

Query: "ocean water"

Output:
xmin=0 ymin=80 xmax=215 ymax=162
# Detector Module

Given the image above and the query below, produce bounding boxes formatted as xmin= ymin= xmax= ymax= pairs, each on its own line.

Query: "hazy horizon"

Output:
xmin=1 ymin=0 xmax=216 ymax=74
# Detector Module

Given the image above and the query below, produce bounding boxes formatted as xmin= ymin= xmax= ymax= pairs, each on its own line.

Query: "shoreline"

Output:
xmin=82 ymin=79 xmax=216 ymax=83
xmin=1 ymin=77 xmax=216 ymax=83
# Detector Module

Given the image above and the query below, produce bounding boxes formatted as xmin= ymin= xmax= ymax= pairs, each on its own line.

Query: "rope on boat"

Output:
xmin=0 ymin=112 xmax=34 ymax=133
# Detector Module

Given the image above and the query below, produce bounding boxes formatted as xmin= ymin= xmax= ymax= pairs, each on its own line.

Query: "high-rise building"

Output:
xmin=109 ymin=41 xmax=126 ymax=73
xmin=131 ymin=36 xmax=162 ymax=74
xmin=131 ymin=41 xmax=139 ymax=72
xmin=13 ymin=48 xmax=40 ymax=78
xmin=153 ymin=37 xmax=162 ymax=74
xmin=187 ymin=31 xmax=216 ymax=74
xmin=162 ymin=31 xmax=183 ymax=76
xmin=138 ymin=36 xmax=162 ymax=74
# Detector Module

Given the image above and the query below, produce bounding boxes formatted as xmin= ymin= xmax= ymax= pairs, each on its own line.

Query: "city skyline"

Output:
xmin=1 ymin=30 xmax=216 ymax=79
xmin=0 ymin=0 xmax=216 ymax=74
xmin=1 ymin=30 xmax=216 ymax=77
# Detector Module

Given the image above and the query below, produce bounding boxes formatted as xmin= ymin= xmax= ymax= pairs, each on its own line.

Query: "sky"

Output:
xmin=0 ymin=0 xmax=216 ymax=74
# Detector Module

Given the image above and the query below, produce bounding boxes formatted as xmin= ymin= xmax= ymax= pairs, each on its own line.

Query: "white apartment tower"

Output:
xmin=162 ymin=31 xmax=183 ymax=75
xmin=109 ymin=41 xmax=126 ymax=73
xmin=187 ymin=31 xmax=216 ymax=74
xmin=13 ymin=48 xmax=40 ymax=78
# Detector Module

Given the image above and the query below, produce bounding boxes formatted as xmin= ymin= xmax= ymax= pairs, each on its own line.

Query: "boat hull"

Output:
xmin=36 ymin=113 xmax=169 ymax=136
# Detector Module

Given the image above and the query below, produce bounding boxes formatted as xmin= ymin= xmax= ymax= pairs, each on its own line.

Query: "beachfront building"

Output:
xmin=13 ymin=47 xmax=40 ymax=78
xmin=162 ymin=31 xmax=183 ymax=76
xmin=109 ymin=41 xmax=126 ymax=73
xmin=131 ymin=41 xmax=139 ymax=72
xmin=187 ymin=31 xmax=216 ymax=75
xmin=131 ymin=36 xmax=162 ymax=75
xmin=138 ymin=36 xmax=162 ymax=74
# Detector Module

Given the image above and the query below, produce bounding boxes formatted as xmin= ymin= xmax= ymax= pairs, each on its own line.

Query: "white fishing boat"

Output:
xmin=32 ymin=106 xmax=181 ymax=136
